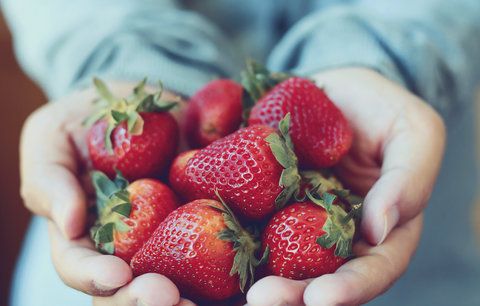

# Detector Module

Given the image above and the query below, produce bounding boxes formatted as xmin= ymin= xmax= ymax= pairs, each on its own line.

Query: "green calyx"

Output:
xmin=266 ymin=113 xmax=301 ymax=210
xmin=211 ymin=191 xmax=269 ymax=292
xmin=83 ymin=77 xmax=178 ymax=154
xmin=300 ymin=170 xmax=363 ymax=221
xmin=90 ymin=170 xmax=132 ymax=255
xmin=306 ymin=190 xmax=356 ymax=259
xmin=301 ymin=170 xmax=343 ymax=195
xmin=240 ymin=59 xmax=291 ymax=121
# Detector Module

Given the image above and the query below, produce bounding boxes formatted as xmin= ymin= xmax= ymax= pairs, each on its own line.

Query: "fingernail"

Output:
xmin=91 ymin=280 xmax=118 ymax=295
xmin=378 ymin=206 xmax=399 ymax=245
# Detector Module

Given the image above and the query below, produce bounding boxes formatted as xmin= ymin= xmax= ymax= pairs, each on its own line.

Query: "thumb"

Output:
xmin=20 ymin=106 xmax=88 ymax=239
xmin=362 ymin=107 xmax=445 ymax=245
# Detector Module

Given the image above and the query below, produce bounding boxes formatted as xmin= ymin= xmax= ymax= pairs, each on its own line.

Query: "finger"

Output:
xmin=304 ymin=214 xmax=422 ymax=306
xmin=48 ymin=222 xmax=132 ymax=295
xmin=92 ymin=274 xmax=181 ymax=306
xmin=334 ymin=153 xmax=380 ymax=195
xmin=246 ymin=276 xmax=308 ymax=306
xmin=362 ymin=104 xmax=445 ymax=244
xmin=20 ymin=106 xmax=88 ymax=238
xmin=175 ymin=298 xmax=197 ymax=306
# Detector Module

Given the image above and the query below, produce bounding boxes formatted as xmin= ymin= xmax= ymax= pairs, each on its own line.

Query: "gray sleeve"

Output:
xmin=1 ymin=0 xmax=237 ymax=98
xmin=268 ymin=0 xmax=480 ymax=117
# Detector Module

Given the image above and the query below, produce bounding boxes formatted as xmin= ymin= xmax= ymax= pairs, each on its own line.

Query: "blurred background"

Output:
xmin=0 ymin=13 xmax=44 ymax=306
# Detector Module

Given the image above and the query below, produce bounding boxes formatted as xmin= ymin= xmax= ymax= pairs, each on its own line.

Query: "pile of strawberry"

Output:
xmin=85 ymin=62 xmax=363 ymax=303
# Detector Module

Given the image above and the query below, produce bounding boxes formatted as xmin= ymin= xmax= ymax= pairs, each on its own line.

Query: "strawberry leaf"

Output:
xmin=82 ymin=109 xmax=107 ymax=127
xmin=265 ymin=134 xmax=290 ymax=168
xmin=111 ymin=203 xmax=131 ymax=218
xmin=104 ymin=121 xmax=116 ymax=154
xmin=214 ymin=191 xmax=267 ymax=292
xmin=240 ymin=60 xmax=291 ymax=122
xmin=92 ymin=171 xmax=120 ymax=208
xmin=111 ymin=110 xmax=129 ymax=123
xmin=102 ymin=242 xmax=115 ymax=255
xmin=267 ymin=114 xmax=301 ymax=210
xmin=94 ymin=78 xmax=115 ymax=102
xmin=240 ymin=59 xmax=291 ymax=103
xmin=94 ymin=222 xmax=114 ymax=245
xmin=113 ymin=171 xmax=129 ymax=188
xmin=90 ymin=170 xmax=132 ymax=256
xmin=115 ymin=220 xmax=131 ymax=233
xmin=133 ymin=77 xmax=147 ymax=96
xmin=129 ymin=113 xmax=144 ymax=135
xmin=307 ymin=190 xmax=355 ymax=259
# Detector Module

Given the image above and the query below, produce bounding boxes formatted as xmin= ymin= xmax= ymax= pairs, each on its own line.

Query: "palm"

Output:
xmin=246 ymin=68 xmax=444 ymax=306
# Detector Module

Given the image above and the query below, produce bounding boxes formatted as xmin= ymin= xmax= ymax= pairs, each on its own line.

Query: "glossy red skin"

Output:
xmin=262 ymin=202 xmax=346 ymax=280
xmin=248 ymin=77 xmax=352 ymax=168
xmin=168 ymin=150 xmax=199 ymax=202
xmin=87 ymin=112 xmax=179 ymax=180
xmin=185 ymin=79 xmax=243 ymax=148
xmin=178 ymin=125 xmax=283 ymax=221
xmin=131 ymin=199 xmax=240 ymax=301
xmin=114 ymin=179 xmax=179 ymax=263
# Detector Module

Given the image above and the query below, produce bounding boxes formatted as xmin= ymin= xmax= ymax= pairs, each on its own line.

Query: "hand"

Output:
xmin=246 ymin=68 xmax=445 ymax=305
xmin=20 ymin=81 xmax=190 ymax=306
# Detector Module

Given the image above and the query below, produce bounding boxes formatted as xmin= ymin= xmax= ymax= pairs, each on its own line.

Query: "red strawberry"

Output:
xmin=168 ymin=149 xmax=199 ymax=201
xmin=243 ymin=63 xmax=352 ymax=168
xmin=184 ymin=79 xmax=243 ymax=148
xmin=262 ymin=191 xmax=357 ymax=280
xmin=86 ymin=78 xmax=179 ymax=180
xmin=130 ymin=196 xmax=267 ymax=301
xmin=90 ymin=171 xmax=178 ymax=263
xmin=171 ymin=115 xmax=301 ymax=221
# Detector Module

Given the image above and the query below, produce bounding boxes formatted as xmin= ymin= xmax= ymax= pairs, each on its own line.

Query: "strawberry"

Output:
xmin=168 ymin=149 xmax=199 ymax=201
xmin=90 ymin=171 xmax=179 ymax=263
xmin=184 ymin=79 xmax=243 ymax=148
xmin=130 ymin=195 xmax=267 ymax=301
xmin=170 ymin=114 xmax=301 ymax=221
xmin=85 ymin=78 xmax=179 ymax=180
xmin=243 ymin=63 xmax=353 ymax=168
xmin=261 ymin=191 xmax=358 ymax=280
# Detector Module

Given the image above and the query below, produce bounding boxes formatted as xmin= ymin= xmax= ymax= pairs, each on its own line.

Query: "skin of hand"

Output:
xmin=246 ymin=68 xmax=446 ymax=306
xmin=20 ymin=67 xmax=445 ymax=306
xmin=20 ymin=81 xmax=191 ymax=306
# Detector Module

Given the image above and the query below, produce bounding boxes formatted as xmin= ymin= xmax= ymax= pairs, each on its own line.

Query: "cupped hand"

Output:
xmin=246 ymin=68 xmax=445 ymax=305
xmin=20 ymin=81 xmax=189 ymax=306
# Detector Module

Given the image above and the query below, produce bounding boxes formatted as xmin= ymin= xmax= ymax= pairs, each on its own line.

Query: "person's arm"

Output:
xmin=247 ymin=1 xmax=478 ymax=305
xmin=1 ymin=0 xmax=237 ymax=98
xmin=269 ymin=0 xmax=480 ymax=118
xmin=266 ymin=0 xmax=480 ymax=246
xmin=4 ymin=1 xmax=232 ymax=305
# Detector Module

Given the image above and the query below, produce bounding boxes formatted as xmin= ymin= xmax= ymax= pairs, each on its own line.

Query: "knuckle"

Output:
xmin=23 ymin=105 xmax=49 ymax=130
xmin=420 ymin=105 xmax=446 ymax=136
xmin=20 ymin=183 xmax=36 ymax=211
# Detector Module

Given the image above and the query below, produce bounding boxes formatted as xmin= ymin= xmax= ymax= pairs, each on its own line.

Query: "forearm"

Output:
xmin=269 ymin=0 xmax=480 ymax=118
xmin=1 ymin=0 xmax=236 ymax=98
